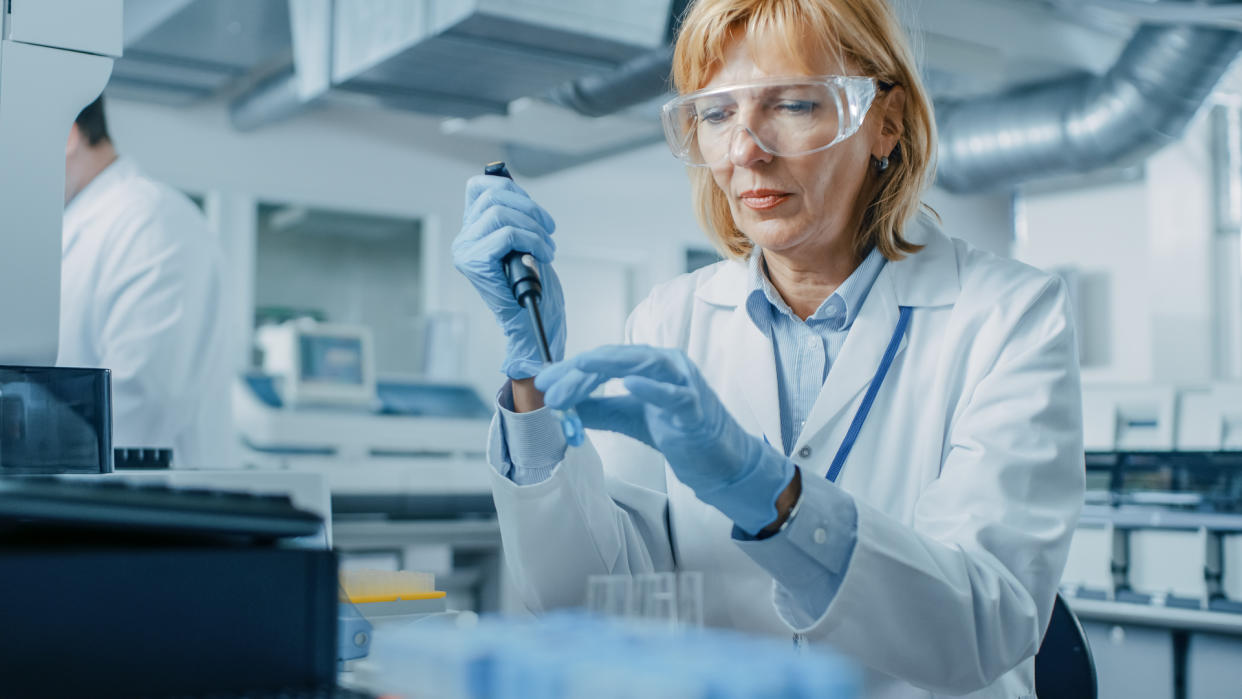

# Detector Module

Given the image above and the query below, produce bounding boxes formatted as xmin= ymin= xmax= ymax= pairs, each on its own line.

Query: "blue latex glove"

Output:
xmin=454 ymin=174 xmax=566 ymax=379
xmin=536 ymin=345 xmax=797 ymax=535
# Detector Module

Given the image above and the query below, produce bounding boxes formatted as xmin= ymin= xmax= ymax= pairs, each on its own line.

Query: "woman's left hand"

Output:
xmin=536 ymin=345 xmax=796 ymax=534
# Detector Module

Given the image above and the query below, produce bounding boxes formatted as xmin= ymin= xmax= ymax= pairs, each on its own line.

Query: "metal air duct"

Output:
xmin=936 ymin=19 xmax=1242 ymax=192
xmin=546 ymin=0 xmax=687 ymax=117
xmin=548 ymin=45 xmax=674 ymax=117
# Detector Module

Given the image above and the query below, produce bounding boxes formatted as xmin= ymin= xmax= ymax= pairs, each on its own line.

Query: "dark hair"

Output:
xmin=74 ymin=95 xmax=111 ymax=146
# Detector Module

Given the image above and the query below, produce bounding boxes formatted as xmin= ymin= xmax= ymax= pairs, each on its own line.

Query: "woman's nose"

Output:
xmin=729 ymin=125 xmax=773 ymax=168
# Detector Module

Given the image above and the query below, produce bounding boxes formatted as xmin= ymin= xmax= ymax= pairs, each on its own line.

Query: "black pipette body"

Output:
xmin=483 ymin=161 xmax=583 ymax=446
xmin=485 ymin=161 xmax=554 ymax=364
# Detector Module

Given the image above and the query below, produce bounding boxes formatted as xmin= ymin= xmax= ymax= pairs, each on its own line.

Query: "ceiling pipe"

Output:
xmin=1048 ymin=0 xmax=1242 ymax=30
xmin=936 ymin=18 xmax=1242 ymax=192
xmin=547 ymin=45 xmax=673 ymax=117
xmin=545 ymin=0 xmax=688 ymax=117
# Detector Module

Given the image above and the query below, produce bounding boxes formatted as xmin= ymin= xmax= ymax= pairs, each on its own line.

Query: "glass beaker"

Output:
xmin=585 ymin=571 xmax=703 ymax=630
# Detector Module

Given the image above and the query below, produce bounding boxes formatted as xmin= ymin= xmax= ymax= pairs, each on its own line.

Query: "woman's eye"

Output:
xmin=776 ymin=100 xmax=816 ymax=115
xmin=698 ymin=106 xmax=732 ymax=124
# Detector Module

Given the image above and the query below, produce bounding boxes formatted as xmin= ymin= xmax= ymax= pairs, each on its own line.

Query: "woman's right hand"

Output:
xmin=453 ymin=173 xmax=566 ymax=380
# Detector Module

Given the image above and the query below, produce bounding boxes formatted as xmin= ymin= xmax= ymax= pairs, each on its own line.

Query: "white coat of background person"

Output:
xmin=60 ymin=96 xmax=234 ymax=469
xmin=454 ymin=1 xmax=1084 ymax=697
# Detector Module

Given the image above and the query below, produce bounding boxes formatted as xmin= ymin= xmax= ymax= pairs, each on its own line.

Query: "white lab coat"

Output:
xmin=486 ymin=216 xmax=1084 ymax=698
xmin=60 ymin=157 xmax=234 ymax=469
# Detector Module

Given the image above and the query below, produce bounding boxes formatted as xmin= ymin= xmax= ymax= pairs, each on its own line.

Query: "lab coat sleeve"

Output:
xmin=494 ymin=381 xmax=568 ymax=485
xmin=795 ymin=277 xmax=1084 ymax=695
xmin=486 ymin=295 xmax=676 ymax=612
xmin=732 ymin=472 xmax=858 ymax=627
xmin=93 ymin=202 xmax=224 ymax=458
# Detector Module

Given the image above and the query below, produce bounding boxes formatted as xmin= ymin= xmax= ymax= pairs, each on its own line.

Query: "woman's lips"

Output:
xmin=739 ymin=190 xmax=791 ymax=210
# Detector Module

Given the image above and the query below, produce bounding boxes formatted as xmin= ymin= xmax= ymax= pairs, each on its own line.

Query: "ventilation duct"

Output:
xmin=936 ymin=19 xmax=1242 ymax=192
xmin=545 ymin=0 xmax=688 ymax=117
xmin=547 ymin=45 xmax=674 ymax=117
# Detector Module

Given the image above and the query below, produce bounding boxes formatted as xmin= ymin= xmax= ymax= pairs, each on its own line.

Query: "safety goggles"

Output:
xmin=660 ymin=75 xmax=887 ymax=167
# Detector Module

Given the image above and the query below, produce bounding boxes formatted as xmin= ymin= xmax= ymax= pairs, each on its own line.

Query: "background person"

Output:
xmin=61 ymin=95 xmax=233 ymax=469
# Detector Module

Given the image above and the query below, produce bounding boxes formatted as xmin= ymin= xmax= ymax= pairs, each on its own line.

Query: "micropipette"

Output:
xmin=485 ymin=161 xmax=584 ymax=447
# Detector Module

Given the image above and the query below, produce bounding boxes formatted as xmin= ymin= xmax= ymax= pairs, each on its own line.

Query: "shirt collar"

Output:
xmin=744 ymin=246 xmax=887 ymax=334
xmin=65 ymin=156 xmax=131 ymax=212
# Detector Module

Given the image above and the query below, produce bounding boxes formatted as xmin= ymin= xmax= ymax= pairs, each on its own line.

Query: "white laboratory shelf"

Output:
xmin=332 ymin=518 xmax=502 ymax=550
xmin=1078 ymin=505 xmax=1242 ymax=532
xmin=1066 ymin=598 xmax=1242 ymax=636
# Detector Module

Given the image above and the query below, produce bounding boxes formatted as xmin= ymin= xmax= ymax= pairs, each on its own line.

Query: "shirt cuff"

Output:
xmin=732 ymin=473 xmax=858 ymax=627
xmin=496 ymin=381 xmax=567 ymax=486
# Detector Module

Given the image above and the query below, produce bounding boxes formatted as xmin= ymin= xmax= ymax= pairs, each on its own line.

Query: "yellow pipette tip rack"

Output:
xmin=340 ymin=569 xmax=447 ymax=604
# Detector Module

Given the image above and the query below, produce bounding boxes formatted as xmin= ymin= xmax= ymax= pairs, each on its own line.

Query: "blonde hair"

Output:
xmin=672 ymin=0 xmax=937 ymax=260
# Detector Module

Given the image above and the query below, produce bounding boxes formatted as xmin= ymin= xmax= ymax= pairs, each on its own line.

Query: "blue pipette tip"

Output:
xmin=557 ymin=408 xmax=584 ymax=447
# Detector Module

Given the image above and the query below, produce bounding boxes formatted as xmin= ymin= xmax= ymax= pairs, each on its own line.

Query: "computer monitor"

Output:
xmin=257 ymin=320 xmax=376 ymax=408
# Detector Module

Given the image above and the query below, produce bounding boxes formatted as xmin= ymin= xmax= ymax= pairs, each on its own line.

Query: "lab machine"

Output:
xmin=243 ymin=318 xmax=493 ymax=515
xmin=256 ymin=318 xmax=378 ymax=409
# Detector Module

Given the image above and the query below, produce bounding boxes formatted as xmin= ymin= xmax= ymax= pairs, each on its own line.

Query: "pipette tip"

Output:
xmin=557 ymin=408 xmax=584 ymax=447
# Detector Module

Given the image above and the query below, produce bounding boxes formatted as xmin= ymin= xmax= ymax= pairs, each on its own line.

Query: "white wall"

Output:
xmin=924 ymin=186 xmax=1014 ymax=258
xmin=1015 ymin=112 xmax=1219 ymax=384
xmin=1144 ymin=113 xmax=1217 ymax=383
xmin=105 ymin=95 xmax=1020 ymax=396
xmin=1017 ymin=178 xmax=1153 ymax=380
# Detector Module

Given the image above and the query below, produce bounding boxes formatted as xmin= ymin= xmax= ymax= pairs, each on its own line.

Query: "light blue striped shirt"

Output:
xmin=744 ymin=247 xmax=887 ymax=456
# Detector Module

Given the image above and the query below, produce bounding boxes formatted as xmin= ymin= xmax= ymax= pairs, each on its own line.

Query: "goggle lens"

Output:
xmin=661 ymin=77 xmax=878 ymax=166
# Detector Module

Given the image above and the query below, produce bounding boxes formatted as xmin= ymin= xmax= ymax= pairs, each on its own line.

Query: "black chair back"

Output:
xmin=1035 ymin=593 xmax=1098 ymax=699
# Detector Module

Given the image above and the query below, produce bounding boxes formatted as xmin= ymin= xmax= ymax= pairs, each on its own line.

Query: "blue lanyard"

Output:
xmin=824 ymin=306 xmax=912 ymax=483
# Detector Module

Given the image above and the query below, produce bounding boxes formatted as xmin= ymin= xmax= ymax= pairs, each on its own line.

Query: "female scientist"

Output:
xmin=453 ymin=0 xmax=1084 ymax=695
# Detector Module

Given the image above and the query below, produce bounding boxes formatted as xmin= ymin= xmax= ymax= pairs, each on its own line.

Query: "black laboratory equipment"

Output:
xmin=0 ymin=476 xmax=344 ymax=698
xmin=0 ymin=365 xmax=112 ymax=474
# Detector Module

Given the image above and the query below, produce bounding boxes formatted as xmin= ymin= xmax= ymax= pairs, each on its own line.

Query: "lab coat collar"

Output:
xmin=694 ymin=212 xmax=961 ymax=311
xmin=886 ymin=212 xmax=961 ymax=309
xmin=63 ymin=156 xmax=139 ymax=254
